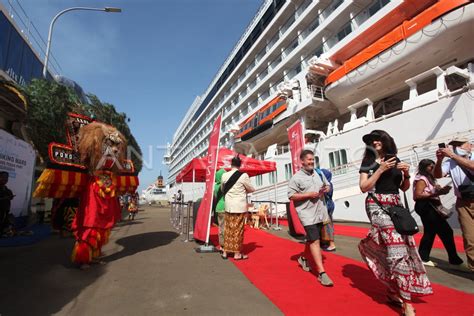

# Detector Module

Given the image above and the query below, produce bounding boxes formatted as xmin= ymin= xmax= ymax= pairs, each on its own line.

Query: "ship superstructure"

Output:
xmin=166 ymin=0 xmax=474 ymax=224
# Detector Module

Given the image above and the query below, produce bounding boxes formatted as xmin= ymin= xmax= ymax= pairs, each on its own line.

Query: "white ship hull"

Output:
xmin=167 ymin=1 xmax=474 ymax=231
xmin=325 ymin=4 xmax=474 ymax=110
xmin=251 ymin=89 xmax=473 ymax=227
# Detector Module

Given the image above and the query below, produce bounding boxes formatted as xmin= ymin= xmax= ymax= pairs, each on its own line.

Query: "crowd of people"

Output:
xmin=210 ymin=130 xmax=472 ymax=316
xmin=289 ymin=131 xmax=472 ymax=316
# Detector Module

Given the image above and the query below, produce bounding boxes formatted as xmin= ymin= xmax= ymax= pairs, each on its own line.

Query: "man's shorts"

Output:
xmin=303 ymin=223 xmax=323 ymax=242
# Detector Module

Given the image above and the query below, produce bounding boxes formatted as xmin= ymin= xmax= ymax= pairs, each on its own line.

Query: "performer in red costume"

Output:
xmin=70 ymin=122 xmax=126 ymax=268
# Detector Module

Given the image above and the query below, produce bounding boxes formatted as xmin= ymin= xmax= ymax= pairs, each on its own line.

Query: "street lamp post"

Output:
xmin=42 ymin=7 xmax=122 ymax=78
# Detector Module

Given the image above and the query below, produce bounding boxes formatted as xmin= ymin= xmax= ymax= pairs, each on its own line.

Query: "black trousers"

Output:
xmin=415 ymin=200 xmax=463 ymax=264
xmin=0 ymin=209 xmax=9 ymax=234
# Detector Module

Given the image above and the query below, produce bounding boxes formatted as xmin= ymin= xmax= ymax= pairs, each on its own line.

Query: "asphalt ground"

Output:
xmin=0 ymin=206 xmax=280 ymax=316
xmin=0 ymin=205 xmax=471 ymax=316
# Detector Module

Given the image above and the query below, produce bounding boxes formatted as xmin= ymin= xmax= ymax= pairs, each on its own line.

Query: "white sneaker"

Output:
xmin=422 ymin=260 xmax=437 ymax=267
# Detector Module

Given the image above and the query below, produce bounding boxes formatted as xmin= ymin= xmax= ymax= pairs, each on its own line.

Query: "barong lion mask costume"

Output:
xmin=70 ymin=122 xmax=127 ymax=266
xmin=33 ymin=114 xmax=139 ymax=268
xmin=78 ymin=122 xmax=126 ymax=174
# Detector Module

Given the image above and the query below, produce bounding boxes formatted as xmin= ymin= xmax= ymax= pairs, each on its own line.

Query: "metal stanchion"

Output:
xmin=272 ymin=201 xmax=282 ymax=231
xmin=178 ymin=202 xmax=184 ymax=235
xmin=183 ymin=201 xmax=193 ymax=242
xmin=170 ymin=202 xmax=175 ymax=226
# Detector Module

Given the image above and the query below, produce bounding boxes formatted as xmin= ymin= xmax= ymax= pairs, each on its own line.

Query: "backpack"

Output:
xmin=316 ymin=168 xmax=335 ymax=213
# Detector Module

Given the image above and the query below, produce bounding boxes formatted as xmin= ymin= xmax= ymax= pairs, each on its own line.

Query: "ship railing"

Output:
xmin=170 ymin=201 xmax=194 ymax=242
xmin=309 ymin=85 xmax=325 ymax=101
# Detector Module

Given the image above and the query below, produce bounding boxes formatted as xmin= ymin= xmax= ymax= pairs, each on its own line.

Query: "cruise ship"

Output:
xmin=141 ymin=173 xmax=169 ymax=205
xmin=165 ymin=0 xmax=474 ymax=225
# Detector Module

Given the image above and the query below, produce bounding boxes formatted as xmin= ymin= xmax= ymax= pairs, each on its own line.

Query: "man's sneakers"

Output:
xmin=297 ymin=256 xmax=311 ymax=272
xmin=318 ymin=272 xmax=334 ymax=287
xmin=297 ymin=256 xmax=334 ymax=286
xmin=449 ymin=263 xmax=472 ymax=273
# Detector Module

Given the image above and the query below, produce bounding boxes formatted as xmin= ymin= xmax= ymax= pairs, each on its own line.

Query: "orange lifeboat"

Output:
xmin=236 ymin=96 xmax=287 ymax=141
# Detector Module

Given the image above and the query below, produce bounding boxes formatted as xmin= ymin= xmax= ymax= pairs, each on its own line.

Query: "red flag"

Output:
xmin=287 ymin=120 xmax=306 ymax=235
xmin=194 ymin=114 xmax=222 ymax=242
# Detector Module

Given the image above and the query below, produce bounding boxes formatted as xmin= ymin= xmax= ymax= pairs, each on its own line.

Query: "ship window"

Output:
xmin=313 ymin=44 xmax=324 ymax=58
xmin=337 ymin=23 xmax=352 ymax=42
xmin=285 ymin=163 xmax=292 ymax=181
xmin=269 ymin=171 xmax=277 ymax=184
xmin=329 ymin=150 xmax=348 ymax=175
xmin=261 ymin=89 xmax=270 ymax=100
xmin=369 ymin=0 xmax=390 ymax=17
xmin=332 ymin=0 xmax=343 ymax=10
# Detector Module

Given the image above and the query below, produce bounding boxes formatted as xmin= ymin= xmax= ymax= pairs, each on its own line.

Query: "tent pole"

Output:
xmin=192 ymin=169 xmax=195 ymax=201
xmin=273 ymin=181 xmax=281 ymax=230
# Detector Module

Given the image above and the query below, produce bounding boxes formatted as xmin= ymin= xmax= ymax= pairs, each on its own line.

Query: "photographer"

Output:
xmin=434 ymin=137 xmax=474 ymax=273
xmin=413 ymin=159 xmax=464 ymax=269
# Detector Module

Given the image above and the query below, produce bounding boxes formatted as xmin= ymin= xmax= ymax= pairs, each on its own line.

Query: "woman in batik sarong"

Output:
xmin=220 ymin=156 xmax=255 ymax=260
xmin=358 ymin=130 xmax=432 ymax=316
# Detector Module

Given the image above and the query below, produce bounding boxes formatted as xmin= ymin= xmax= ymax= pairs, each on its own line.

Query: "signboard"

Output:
xmin=0 ymin=129 xmax=36 ymax=216
xmin=193 ymin=114 xmax=222 ymax=243
xmin=287 ymin=119 xmax=304 ymax=173
xmin=48 ymin=113 xmax=135 ymax=173
xmin=287 ymin=119 xmax=306 ymax=235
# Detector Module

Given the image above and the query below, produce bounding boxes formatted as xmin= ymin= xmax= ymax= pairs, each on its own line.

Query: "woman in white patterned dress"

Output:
xmin=358 ymin=130 xmax=432 ymax=316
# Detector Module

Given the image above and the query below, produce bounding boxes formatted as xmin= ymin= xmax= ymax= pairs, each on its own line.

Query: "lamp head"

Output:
xmin=104 ymin=7 xmax=122 ymax=12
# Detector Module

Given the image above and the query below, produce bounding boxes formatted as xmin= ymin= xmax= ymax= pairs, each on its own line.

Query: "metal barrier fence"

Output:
xmin=170 ymin=201 xmax=194 ymax=242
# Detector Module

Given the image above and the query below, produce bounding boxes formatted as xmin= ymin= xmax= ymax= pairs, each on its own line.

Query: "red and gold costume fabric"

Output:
xmin=71 ymin=171 xmax=121 ymax=264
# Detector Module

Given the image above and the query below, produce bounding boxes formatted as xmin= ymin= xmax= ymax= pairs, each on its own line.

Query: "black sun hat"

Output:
xmin=362 ymin=130 xmax=382 ymax=145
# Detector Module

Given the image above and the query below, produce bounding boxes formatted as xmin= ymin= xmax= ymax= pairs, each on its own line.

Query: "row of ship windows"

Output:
xmin=173 ymin=0 xmax=312 ymax=148
xmin=172 ymin=0 xmax=390 ymax=169
xmin=173 ymin=0 xmax=332 ymax=148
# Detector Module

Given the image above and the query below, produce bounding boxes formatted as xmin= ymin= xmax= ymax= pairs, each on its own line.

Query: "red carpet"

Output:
xmin=277 ymin=219 xmax=465 ymax=252
xmin=210 ymin=226 xmax=473 ymax=315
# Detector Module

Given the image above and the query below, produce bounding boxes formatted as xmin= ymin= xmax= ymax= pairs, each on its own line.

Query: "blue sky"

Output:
xmin=9 ymin=0 xmax=263 ymax=191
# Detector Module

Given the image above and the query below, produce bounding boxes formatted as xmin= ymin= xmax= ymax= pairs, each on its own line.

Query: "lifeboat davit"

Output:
xmin=324 ymin=1 xmax=474 ymax=111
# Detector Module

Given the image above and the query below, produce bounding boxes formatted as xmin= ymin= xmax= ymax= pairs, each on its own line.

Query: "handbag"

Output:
xmin=429 ymin=199 xmax=453 ymax=218
xmin=369 ymin=192 xmax=419 ymax=235
xmin=320 ymin=220 xmax=334 ymax=242
xmin=458 ymin=165 xmax=474 ymax=200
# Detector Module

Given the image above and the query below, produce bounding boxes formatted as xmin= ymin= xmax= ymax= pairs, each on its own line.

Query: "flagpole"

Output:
xmin=204 ymin=111 xmax=223 ymax=245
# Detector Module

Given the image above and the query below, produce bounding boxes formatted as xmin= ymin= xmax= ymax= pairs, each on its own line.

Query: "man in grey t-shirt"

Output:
xmin=288 ymin=150 xmax=333 ymax=286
